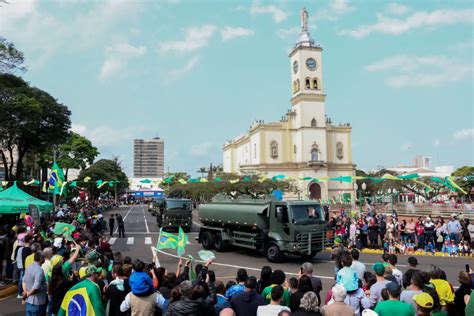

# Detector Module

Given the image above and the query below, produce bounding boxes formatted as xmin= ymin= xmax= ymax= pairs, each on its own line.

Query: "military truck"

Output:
xmin=149 ymin=198 xmax=165 ymax=217
xmin=156 ymin=198 xmax=193 ymax=232
xmin=197 ymin=196 xmax=327 ymax=262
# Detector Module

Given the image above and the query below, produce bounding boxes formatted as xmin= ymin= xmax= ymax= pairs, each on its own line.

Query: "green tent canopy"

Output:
xmin=0 ymin=182 xmax=53 ymax=214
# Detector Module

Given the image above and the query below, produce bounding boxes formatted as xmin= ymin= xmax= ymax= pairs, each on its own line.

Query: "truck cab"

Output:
xmin=157 ymin=198 xmax=193 ymax=232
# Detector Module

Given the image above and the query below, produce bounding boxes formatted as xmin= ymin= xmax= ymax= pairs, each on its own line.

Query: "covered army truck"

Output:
xmin=157 ymin=198 xmax=193 ymax=232
xmin=197 ymin=196 xmax=327 ymax=262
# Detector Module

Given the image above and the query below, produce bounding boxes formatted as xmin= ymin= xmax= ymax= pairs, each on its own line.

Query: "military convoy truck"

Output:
xmin=155 ymin=198 xmax=193 ymax=232
xmin=197 ymin=196 xmax=327 ymax=262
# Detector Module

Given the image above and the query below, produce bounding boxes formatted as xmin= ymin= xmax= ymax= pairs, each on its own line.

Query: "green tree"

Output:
xmin=77 ymin=159 xmax=129 ymax=200
xmin=40 ymin=132 xmax=99 ymax=180
xmin=0 ymin=74 xmax=71 ymax=180
xmin=0 ymin=37 xmax=26 ymax=74
xmin=452 ymin=166 xmax=474 ymax=201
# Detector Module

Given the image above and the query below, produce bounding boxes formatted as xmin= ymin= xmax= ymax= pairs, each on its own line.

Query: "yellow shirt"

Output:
xmin=431 ymin=279 xmax=454 ymax=306
xmin=25 ymin=253 xmax=35 ymax=269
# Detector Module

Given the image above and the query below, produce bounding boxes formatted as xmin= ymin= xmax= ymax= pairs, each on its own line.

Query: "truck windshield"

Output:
xmin=166 ymin=201 xmax=192 ymax=210
xmin=290 ymin=204 xmax=323 ymax=225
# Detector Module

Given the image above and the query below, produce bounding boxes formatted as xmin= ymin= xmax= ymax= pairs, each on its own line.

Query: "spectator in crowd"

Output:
xmin=257 ymin=285 xmax=291 ymax=316
xmin=301 ymin=262 xmax=323 ymax=306
xmin=447 ymin=214 xmax=461 ymax=244
xmin=427 ymin=265 xmax=454 ymax=310
xmin=290 ymin=275 xmax=313 ymax=312
xmin=256 ymin=266 xmax=272 ymax=294
xmin=403 ymin=256 xmax=420 ymax=289
xmin=350 ymin=249 xmax=365 ymax=281
xmin=22 ymin=251 xmax=48 ymax=316
xmin=375 ymin=281 xmax=415 ymax=316
xmin=226 ymin=268 xmax=248 ymax=299
xmin=261 ymin=270 xmax=291 ymax=306
xmin=454 ymin=271 xmax=472 ymax=316
xmin=388 ymin=254 xmax=403 ymax=286
xmin=105 ymin=264 xmax=131 ymax=316
xmin=321 ymin=284 xmax=354 ymax=316
xmin=293 ymin=291 xmax=322 ymax=316
xmin=368 ymin=262 xmax=390 ymax=308
xmin=230 ymin=276 xmax=265 ymax=316
xmin=400 ymin=271 xmax=423 ymax=312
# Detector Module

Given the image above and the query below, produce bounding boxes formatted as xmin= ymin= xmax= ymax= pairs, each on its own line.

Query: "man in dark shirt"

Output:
xmin=109 ymin=214 xmax=115 ymax=237
xmin=117 ymin=214 xmax=125 ymax=238
xmin=403 ymin=256 xmax=420 ymax=288
xmin=301 ymin=262 xmax=322 ymax=306
xmin=105 ymin=265 xmax=131 ymax=316
xmin=230 ymin=276 xmax=265 ymax=316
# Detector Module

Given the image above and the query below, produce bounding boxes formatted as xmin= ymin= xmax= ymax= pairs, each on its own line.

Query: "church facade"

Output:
xmin=223 ymin=9 xmax=356 ymax=200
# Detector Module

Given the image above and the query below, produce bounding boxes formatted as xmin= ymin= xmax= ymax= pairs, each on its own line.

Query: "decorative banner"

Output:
xmin=381 ymin=174 xmax=400 ymax=181
xmin=69 ymin=181 xmax=77 ymax=188
xmin=242 ymin=177 xmax=251 ymax=182
xmin=97 ymin=181 xmax=108 ymax=189
xmin=83 ymin=176 xmax=91 ymax=183
xmin=272 ymin=175 xmax=285 ymax=181
xmin=108 ymin=181 xmax=114 ymax=187
xmin=446 ymin=176 xmax=467 ymax=194
xmin=214 ymin=177 xmax=222 ymax=182
xmin=140 ymin=179 xmax=152 ymax=184
xmin=199 ymin=178 xmax=208 ymax=183
xmin=165 ymin=176 xmax=174 ymax=184
xmin=178 ymin=179 xmax=188 ymax=185
xmin=329 ymin=176 xmax=353 ymax=183
xmin=95 ymin=180 xmax=103 ymax=187
xmin=398 ymin=173 xmax=419 ymax=180
xmin=229 ymin=179 xmax=240 ymax=184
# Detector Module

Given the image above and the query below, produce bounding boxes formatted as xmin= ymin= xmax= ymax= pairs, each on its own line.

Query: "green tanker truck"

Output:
xmin=197 ymin=196 xmax=327 ymax=262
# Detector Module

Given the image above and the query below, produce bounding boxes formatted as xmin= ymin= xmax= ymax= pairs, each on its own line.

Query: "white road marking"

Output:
xmin=109 ymin=238 xmax=117 ymax=245
xmin=156 ymin=249 xmax=334 ymax=280
xmin=145 ymin=237 xmax=152 ymax=244
xmin=142 ymin=205 xmax=150 ymax=233
xmin=127 ymin=237 xmax=134 ymax=245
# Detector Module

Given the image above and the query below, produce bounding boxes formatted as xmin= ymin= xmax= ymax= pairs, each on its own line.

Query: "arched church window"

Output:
xmin=310 ymin=142 xmax=320 ymax=161
xmin=311 ymin=118 xmax=317 ymax=127
xmin=311 ymin=148 xmax=319 ymax=161
xmin=270 ymin=141 xmax=278 ymax=159
xmin=305 ymin=78 xmax=310 ymax=90
xmin=313 ymin=78 xmax=319 ymax=90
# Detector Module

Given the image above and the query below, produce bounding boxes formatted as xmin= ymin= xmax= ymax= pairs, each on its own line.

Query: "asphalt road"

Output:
xmin=1 ymin=204 xmax=472 ymax=315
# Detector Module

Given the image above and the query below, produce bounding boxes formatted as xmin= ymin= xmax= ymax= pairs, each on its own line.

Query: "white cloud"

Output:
xmin=158 ymin=25 xmax=216 ymax=54
xmin=220 ymin=26 xmax=254 ymax=42
xmin=386 ymin=3 xmax=409 ymax=15
xmin=250 ymin=4 xmax=289 ymax=23
xmin=316 ymin=0 xmax=355 ymax=21
xmin=190 ymin=142 xmax=213 ymax=156
xmin=400 ymin=142 xmax=412 ymax=151
xmin=71 ymin=123 xmax=87 ymax=135
xmin=453 ymin=128 xmax=474 ymax=140
xmin=339 ymin=8 xmax=473 ymax=38
xmin=99 ymin=43 xmax=147 ymax=82
xmin=364 ymin=54 xmax=473 ymax=88
xmin=433 ymin=139 xmax=441 ymax=148
xmin=165 ymin=56 xmax=200 ymax=83
xmin=0 ymin=0 xmax=144 ymax=68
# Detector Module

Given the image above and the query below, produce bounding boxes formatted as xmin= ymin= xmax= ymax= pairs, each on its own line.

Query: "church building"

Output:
xmin=223 ymin=8 xmax=356 ymax=200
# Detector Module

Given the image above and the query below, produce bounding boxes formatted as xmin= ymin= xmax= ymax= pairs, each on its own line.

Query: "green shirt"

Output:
xmin=261 ymin=284 xmax=290 ymax=307
xmin=375 ymin=300 xmax=415 ymax=316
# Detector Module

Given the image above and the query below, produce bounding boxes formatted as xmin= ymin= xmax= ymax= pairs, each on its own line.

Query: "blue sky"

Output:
xmin=1 ymin=0 xmax=473 ymax=177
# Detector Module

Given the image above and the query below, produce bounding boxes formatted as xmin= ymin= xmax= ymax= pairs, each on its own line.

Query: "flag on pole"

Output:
xmin=49 ymin=162 xmax=65 ymax=194
xmin=157 ymin=229 xmax=178 ymax=250
xmin=177 ymin=227 xmax=189 ymax=257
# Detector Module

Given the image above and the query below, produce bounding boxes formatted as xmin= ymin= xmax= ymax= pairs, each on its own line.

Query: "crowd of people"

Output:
xmin=0 ymin=202 xmax=473 ymax=316
xmin=326 ymin=207 xmax=474 ymax=257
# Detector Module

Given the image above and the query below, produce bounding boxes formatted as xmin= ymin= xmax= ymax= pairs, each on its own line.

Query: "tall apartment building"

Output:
xmin=133 ymin=137 xmax=165 ymax=178
xmin=414 ymin=155 xmax=432 ymax=170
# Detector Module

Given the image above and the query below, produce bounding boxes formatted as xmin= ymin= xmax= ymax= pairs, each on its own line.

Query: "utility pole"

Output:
xmin=52 ymin=149 xmax=56 ymax=212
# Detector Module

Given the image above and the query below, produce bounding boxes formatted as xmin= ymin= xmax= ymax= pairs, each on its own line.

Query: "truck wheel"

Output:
xmin=214 ymin=233 xmax=228 ymax=252
xmin=201 ymin=231 xmax=215 ymax=250
xmin=266 ymin=242 xmax=283 ymax=263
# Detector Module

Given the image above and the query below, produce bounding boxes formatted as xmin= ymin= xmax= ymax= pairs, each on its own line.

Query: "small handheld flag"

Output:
xmin=177 ymin=227 xmax=189 ymax=257
xmin=157 ymin=229 xmax=178 ymax=250
xmin=53 ymin=222 xmax=76 ymax=236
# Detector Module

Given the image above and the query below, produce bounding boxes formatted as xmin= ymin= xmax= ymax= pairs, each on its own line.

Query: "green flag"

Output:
xmin=53 ymin=222 xmax=75 ymax=236
xmin=157 ymin=229 xmax=178 ymax=250
xmin=177 ymin=227 xmax=188 ymax=257
xmin=49 ymin=162 xmax=65 ymax=194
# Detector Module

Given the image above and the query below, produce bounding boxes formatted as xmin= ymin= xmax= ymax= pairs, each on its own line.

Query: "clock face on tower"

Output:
xmin=293 ymin=60 xmax=298 ymax=74
xmin=306 ymin=58 xmax=317 ymax=70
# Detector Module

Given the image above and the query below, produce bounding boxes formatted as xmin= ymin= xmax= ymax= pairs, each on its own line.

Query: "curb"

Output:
xmin=324 ymin=248 xmax=473 ymax=259
xmin=0 ymin=284 xmax=18 ymax=300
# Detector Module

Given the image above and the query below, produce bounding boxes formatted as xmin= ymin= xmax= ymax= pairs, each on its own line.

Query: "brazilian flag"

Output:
xmin=49 ymin=162 xmax=65 ymax=195
xmin=157 ymin=229 xmax=178 ymax=250
xmin=58 ymin=279 xmax=104 ymax=316
xmin=177 ymin=226 xmax=188 ymax=257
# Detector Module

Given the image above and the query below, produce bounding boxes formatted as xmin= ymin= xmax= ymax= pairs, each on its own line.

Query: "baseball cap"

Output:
xmin=53 ymin=237 xmax=63 ymax=248
xmin=334 ymin=237 xmax=342 ymax=244
xmin=413 ymin=292 xmax=434 ymax=308
xmin=86 ymin=264 xmax=102 ymax=276
xmin=79 ymin=266 xmax=88 ymax=279
xmin=407 ymin=256 xmax=418 ymax=266
xmin=51 ymin=255 xmax=64 ymax=267
xmin=372 ymin=262 xmax=385 ymax=275
xmin=87 ymin=251 xmax=98 ymax=263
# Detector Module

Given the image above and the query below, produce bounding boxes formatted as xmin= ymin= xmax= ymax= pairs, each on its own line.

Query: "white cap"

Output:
xmin=362 ymin=309 xmax=379 ymax=316
xmin=53 ymin=237 xmax=63 ymax=248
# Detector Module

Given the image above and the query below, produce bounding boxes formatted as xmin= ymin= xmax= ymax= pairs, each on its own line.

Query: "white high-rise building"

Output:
xmin=133 ymin=137 xmax=164 ymax=178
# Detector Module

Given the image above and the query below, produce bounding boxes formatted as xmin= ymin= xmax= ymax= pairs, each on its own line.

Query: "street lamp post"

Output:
xmin=388 ymin=188 xmax=398 ymax=210
xmin=354 ymin=182 xmax=366 ymax=213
